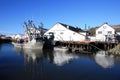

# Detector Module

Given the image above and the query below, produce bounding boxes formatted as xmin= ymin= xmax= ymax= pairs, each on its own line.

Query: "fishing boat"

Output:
xmin=12 ymin=20 xmax=54 ymax=50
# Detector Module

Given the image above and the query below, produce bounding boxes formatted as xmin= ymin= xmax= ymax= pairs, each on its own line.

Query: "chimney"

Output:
xmin=67 ymin=25 xmax=69 ymax=29
xmin=104 ymin=22 xmax=108 ymax=24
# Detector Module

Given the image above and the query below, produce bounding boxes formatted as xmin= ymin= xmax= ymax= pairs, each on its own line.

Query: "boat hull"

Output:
xmin=12 ymin=42 xmax=43 ymax=49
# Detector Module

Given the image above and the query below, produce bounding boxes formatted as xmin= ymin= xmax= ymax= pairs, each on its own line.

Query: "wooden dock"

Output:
xmin=55 ymin=41 xmax=118 ymax=52
xmin=0 ymin=38 xmax=12 ymax=43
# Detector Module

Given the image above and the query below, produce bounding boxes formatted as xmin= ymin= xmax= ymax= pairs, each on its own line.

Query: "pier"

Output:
xmin=0 ymin=38 xmax=12 ymax=43
xmin=55 ymin=41 xmax=118 ymax=52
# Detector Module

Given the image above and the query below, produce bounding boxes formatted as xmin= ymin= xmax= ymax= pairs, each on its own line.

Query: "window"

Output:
xmin=60 ymin=32 xmax=63 ymax=35
xmin=108 ymin=31 xmax=112 ymax=34
xmin=73 ymin=33 xmax=75 ymax=35
xmin=98 ymin=31 xmax=102 ymax=34
xmin=103 ymin=26 xmax=106 ymax=29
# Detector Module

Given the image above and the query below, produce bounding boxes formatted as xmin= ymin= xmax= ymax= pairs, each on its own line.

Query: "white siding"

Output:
xmin=90 ymin=36 xmax=96 ymax=41
xmin=44 ymin=23 xmax=85 ymax=41
xmin=96 ymin=23 xmax=115 ymax=41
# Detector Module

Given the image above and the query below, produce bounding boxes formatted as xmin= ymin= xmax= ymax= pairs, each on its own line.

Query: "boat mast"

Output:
xmin=23 ymin=20 xmax=44 ymax=41
xmin=23 ymin=20 xmax=33 ymax=41
xmin=38 ymin=22 xmax=44 ymax=37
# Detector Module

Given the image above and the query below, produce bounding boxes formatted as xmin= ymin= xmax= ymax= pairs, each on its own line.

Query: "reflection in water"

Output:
xmin=13 ymin=46 xmax=116 ymax=68
xmin=14 ymin=46 xmax=78 ymax=66
xmin=13 ymin=46 xmax=44 ymax=80
xmin=13 ymin=46 xmax=43 ymax=64
xmin=43 ymin=49 xmax=54 ymax=63
xmin=53 ymin=49 xmax=78 ymax=66
xmin=0 ymin=44 xmax=2 ymax=51
xmin=23 ymin=49 xmax=43 ymax=64
xmin=13 ymin=46 xmax=23 ymax=55
xmin=43 ymin=48 xmax=78 ymax=66
xmin=1 ymin=44 xmax=120 ymax=80
xmin=21 ymin=48 xmax=77 ymax=80
xmin=94 ymin=51 xmax=114 ymax=68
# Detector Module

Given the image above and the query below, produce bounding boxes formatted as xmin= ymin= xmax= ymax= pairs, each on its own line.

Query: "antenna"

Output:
xmin=88 ymin=26 xmax=90 ymax=30
xmin=40 ymin=22 xmax=43 ymax=28
xmin=39 ymin=22 xmax=44 ymax=36
xmin=85 ymin=24 xmax=87 ymax=30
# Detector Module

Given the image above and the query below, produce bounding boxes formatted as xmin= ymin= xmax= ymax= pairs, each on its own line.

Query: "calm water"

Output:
xmin=0 ymin=43 xmax=120 ymax=80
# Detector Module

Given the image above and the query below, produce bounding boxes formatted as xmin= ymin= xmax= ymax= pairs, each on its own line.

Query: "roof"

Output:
xmin=111 ymin=24 xmax=120 ymax=32
xmin=59 ymin=22 xmax=85 ymax=33
xmin=88 ymin=23 xmax=120 ymax=36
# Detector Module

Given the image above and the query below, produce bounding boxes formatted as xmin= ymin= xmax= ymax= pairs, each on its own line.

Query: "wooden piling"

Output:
xmin=54 ymin=41 xmax=118 ymax=53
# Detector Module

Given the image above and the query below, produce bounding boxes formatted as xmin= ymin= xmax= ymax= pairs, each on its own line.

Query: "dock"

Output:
xmin=0 ymin=38 xmax=12 ymax=43
xmin=55 ymin=41 xmax=118 ymax=52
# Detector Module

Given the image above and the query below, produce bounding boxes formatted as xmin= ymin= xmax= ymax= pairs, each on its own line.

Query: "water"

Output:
xmin=0 ymin=43 xmax=120 ymax=80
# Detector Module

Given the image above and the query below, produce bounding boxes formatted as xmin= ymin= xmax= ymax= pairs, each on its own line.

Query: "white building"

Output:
xmin=12 ymin=34 xmax=25 ymax=39
xmin=95 ymin=23 xmax=115 ymax=42
xmin=44 ymin=22 xmax=86 ymax=41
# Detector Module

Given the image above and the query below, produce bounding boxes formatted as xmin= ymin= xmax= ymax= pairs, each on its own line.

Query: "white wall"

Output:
xmin=90 ymin=36 xmax=96 ymax=41
xmin=96 ymin=23 xmax=115 ymax=41
xmin=44 ymin=23 xmax=86 ymax=41
xmin=116 ymin=32 xmax=120 ymax=35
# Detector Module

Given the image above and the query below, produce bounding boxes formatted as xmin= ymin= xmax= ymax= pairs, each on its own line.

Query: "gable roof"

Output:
xmin=88 ymin=23 xmax=118 ymax=36
xmin=96 ymin=23 xmax=115 ymax=31
xmin=111 ymin=24 xmax=120 ymax=32
xmin=58 ymin=22 xmax=85 ymax=33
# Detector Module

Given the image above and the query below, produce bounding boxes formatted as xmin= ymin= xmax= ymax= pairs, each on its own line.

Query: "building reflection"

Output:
xmin=13 ymin=45 xmax=115 ymax=68
xmin=43 ymin=48 xmax=79 ymax=66
xmin=11 ymin=45 xmax=120 ymax=80
xmin=53 ymin=48 xmax=78 ymax=66
xmin=94 ymin=51 xmax=114 ymax=68
xmin=22 ymin=48 xmax=79 ymax=80
xmin=13 ymin=46 xmax=79 ymax=66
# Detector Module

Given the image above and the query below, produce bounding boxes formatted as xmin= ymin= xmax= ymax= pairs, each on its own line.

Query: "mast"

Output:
xmin=38 ymin=22 xmax=44 ymax=37
xmin=23 ymin=20 xmax=33 ymax=41
xmin=23 ymin=20 xmax=44 ymax=41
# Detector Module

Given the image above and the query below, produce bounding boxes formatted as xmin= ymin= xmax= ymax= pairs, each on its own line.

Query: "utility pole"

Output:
xmin=85 ymin=24 xmax=87 ymax=30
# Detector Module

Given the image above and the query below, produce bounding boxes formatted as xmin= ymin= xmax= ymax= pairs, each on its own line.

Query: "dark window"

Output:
xmin=108 ymin=31 xmax=112 ymax=34
xmin=60 ymin=32 xmax=63 ymax=35
xmin=98 ymin=31 xmax=102 ymax=34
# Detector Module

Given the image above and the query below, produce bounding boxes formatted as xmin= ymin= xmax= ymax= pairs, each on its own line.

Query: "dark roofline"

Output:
xmin=58 ymin=22 xmax=86 ymax=33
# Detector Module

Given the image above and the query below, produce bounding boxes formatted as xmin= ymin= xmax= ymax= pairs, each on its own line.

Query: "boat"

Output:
xmin=54 ymin=46 xmax=68 ymax=51
xmin=12 ymin=20 xmax=54 ymax=50
xmin=12 ymin=41 xmax=43 ymax=49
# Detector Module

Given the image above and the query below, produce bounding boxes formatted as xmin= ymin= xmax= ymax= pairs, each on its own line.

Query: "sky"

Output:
xmin=0 ymin=0 xmax=120 ymax=34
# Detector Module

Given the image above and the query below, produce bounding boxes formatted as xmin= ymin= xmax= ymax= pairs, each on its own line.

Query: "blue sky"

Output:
xmin=0 ymin=0 xmax=120 ymax=34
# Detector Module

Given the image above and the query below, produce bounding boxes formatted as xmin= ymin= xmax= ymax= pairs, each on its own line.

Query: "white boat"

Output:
xmin=54 ymin=46 xmax=68 ymax=51
xmin=12 ymin=20 xmax=54 ymax=50
xmin=12 ymin=41 xmax=43 ymax=49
